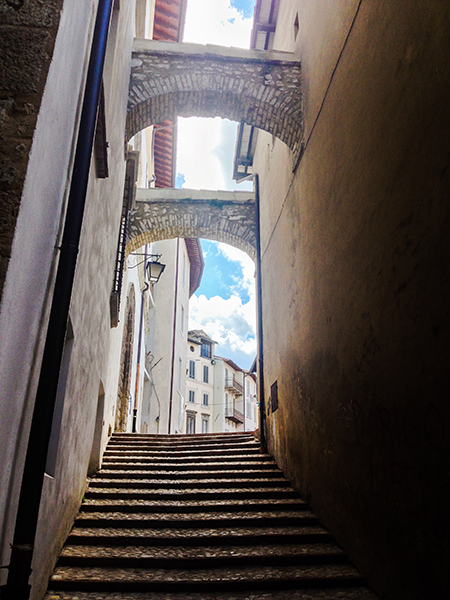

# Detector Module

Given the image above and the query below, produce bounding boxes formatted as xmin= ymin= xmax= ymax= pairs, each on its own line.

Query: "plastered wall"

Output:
xmin=256 ymin=1 xmax=450 ymax=598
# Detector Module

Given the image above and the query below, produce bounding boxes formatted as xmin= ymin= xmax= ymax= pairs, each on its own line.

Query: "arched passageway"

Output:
xmin=126 ymin=188 xmax=257 ymax=260
xmin=127 ymin=40 xmax=303 ymax=161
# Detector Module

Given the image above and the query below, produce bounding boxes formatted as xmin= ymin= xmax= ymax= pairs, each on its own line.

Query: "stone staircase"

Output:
xmin=45 ymin=432 xmax=380 ymax=600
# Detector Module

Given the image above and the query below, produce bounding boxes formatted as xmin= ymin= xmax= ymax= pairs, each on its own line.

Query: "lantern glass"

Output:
xmin=146 ymin=260 xmax=165 ymax=283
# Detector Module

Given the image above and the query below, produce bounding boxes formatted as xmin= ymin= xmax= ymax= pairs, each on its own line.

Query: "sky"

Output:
xmin=176 ymin=0 xmax=256 ymax=369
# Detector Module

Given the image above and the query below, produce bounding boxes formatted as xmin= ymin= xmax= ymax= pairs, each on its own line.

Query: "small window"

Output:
xmin=189 ymin=360 xmax=195 ymax=379
xmin=200 ymin=342 xmax=211 ymax=358
xmin=188 ymin=390 xmax=195 ymax=403
xmin=202 ymin=416 xmax=209 ymax=434
xmin=186 ymin=413 xmax=195 ymax=434
xmin=203 ymin=393 xmax=209 ymax=406
xmin=203 ymin=365 xmax=209 ymax=383
xmin=294 ymin=13 xmax=299 ymax=40
xmin=190 ymin=345 xmax=195 ymax=352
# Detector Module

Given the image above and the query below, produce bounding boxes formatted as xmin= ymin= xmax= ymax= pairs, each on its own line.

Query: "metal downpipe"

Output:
xmin=2 ymin=1 xmax=114 ymax=597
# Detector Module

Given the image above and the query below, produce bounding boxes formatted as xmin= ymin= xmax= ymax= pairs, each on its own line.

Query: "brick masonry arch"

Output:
xmin=126 ymin=188 xmax=257 ymax=261
xmin=115 ymin=284 xmax=136 ymax=432
xmin=127 ymin=40 xmax=303 ymax=161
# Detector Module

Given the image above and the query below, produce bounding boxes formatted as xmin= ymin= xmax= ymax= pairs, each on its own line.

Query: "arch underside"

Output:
xmin=126 ymin=228 xmax=256 ymax=262
xmin=126 ymin=91 xmax=302 ymax=157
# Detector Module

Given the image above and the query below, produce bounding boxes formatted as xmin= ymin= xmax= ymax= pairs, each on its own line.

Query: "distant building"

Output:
xmin=185 ymin=330 xmax=216 ymax=434
xmin=185 ymin=331 xmax=258 ymax=434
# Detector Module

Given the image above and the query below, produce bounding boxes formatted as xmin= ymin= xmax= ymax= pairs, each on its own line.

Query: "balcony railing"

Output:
xmin=225 ymin=377 xmax=243 ymax=396
xmin=225 ymin=406 xmax=244 ymax=424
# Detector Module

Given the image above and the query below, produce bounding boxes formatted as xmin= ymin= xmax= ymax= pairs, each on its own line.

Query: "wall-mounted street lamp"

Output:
xmin=145 ymin=254 xmax=166 ymax=283
xmin=132 ymin=253 xmax=165 ymax=434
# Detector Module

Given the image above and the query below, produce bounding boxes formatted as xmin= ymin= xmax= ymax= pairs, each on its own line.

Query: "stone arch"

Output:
xmin=115 ymin=284 xmax=136 ymax=432
xmin=127 ymin=40 xmax=303 ymax=159
xmin=126 ymin=188 xmax=257 ymax=261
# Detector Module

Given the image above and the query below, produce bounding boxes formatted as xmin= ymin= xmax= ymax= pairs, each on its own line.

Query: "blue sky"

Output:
xmin=175 ymin=0 xmax=257 ymax=369
xmin=197 ymin=240 xmax=250 ymax=304
xmin=230 ymin=0 xmax=255 ymax=19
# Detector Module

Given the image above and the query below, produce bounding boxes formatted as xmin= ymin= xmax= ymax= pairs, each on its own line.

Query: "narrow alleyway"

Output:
xmin=45 ymin=433 xmax=380 ymax=600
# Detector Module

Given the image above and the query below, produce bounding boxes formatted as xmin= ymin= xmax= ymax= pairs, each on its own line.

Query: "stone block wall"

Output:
xmin=0 ymin=0 xmax=63 ymax=299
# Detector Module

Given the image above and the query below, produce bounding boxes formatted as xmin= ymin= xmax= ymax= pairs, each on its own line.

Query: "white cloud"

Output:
xmin=180 ymin=2 xmax=257 ymax=369
xmin=183 ymin=0 xmax=253 ymax=48
xmin=176 ymin=0 xmax=254 ymax=194
xmin=189 ymin=242 xmax=256 ymax=369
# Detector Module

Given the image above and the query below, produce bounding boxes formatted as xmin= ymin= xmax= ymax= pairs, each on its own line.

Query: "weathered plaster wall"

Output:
xmin=148 ymin=238 xmax=190 ymax=435
xmin=0 ymin=0 xmax=64 ymax=298
xmin=0 ymin=0 xmax=136 ymax=596
xmin=256 ymin=1 xmax=450 ymax=598
xmin=29 ymin=0 xmax=136 ymax=594
xmin=0 ymin=0 xmax=95 ymax=588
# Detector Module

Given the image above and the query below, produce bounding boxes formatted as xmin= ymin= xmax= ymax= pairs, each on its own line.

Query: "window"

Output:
xmin=200 ymin=342 xmax=211 ymax=358
xmin=246 ymin=400 xmax=251 ymax=416
xmin=202 ymin=416 xmax=209 ymax=434
xmin=189 ymin=390 xmax=195 ymax=403
xmin=203 ymin=365 xmax=209 ymax=383
xmin=203 ymin=393 xmax=209 ymax=406
xmin=225 ymin=393 xmax=229 ymax=413
xmin=189 ymin=360 xmax=195 ymax=379
xmin=186 ymin=413 xmax=195 ymax=434
xmin=253 ymin=404 xmax=257 ymax=421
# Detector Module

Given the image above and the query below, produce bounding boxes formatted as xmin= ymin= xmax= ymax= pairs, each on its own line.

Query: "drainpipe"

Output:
xmin=168 ymin=238 xmax=180 ymax=433
xmin=133 ymin=280 xmax=149 ymax=433
xmin=254 ymin=174 xmax=267 ymax=453
xmin=1 ymin=1 xmax=114 ymax=598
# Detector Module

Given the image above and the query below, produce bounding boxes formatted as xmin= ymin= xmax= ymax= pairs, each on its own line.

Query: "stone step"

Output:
xmin=84 ymin=487 xmax=299 ymax=501
xmin=44 ymin=588 xmax=382 ymax=600
xmin=74 ymin=511 xmax=319 ymax=529
xmin=93 ymin=469 xmax=284 ymax=480
xmin=87 ymin=478 xmax=291 ymax=490
xmin=101 ymin=454 xmax=274 ymax=464
xmin=48 ymin=564 xmax=366 ymax=593
xmin=106 ymin=441 xmax=260 ymax=451
xmin=110 ymin=433 xmax=255 ymax=441
xmin=103 ymin=448 xmax=262 ymax=459
xmin=80 ymin=498 xmax=308 ymax=513
xmin=45 ymin=433 xmax=379 ymax=600
xmin=57 ymin=542 xmax=348 ymax=568
xmin=67 ymin=526 xmax=332 ymax=546
xmin=101 ymin=460 xmax=278 ymax=470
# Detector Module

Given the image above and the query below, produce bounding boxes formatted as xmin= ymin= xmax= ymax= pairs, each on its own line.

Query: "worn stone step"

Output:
xmin=74 ymin=511 xmax=319 ymax=529
xmin=102 ymin=454 xmax=273 ymax=464
xmin=67 ymin=526 xmax=332 ymax=546
xmin=103 ymin=450 xmax=262 ymax=459
xmin=88 ymin=478 xmax=290 ymax=490
xmin=84 ymin=488 xmax=299 ymax=501
xmin=106 ymin=441 xmax=260 ymax=452
xmin=93 ymin=469 xmax=284 ymax=480
xmin=45 ymin=587 xmax=381 ymax=599
xmin=102 ymin=460 xmax=278 ymax=471
xmin=110 ymin=433 xmax=255 ymax=441
xmin=80 ymin=498 xmax=308 ymax=513
xmin=57 ymin=542 xmax=348 ymax=568
xmin=48 ymin=564 xmax=366 ymax=592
